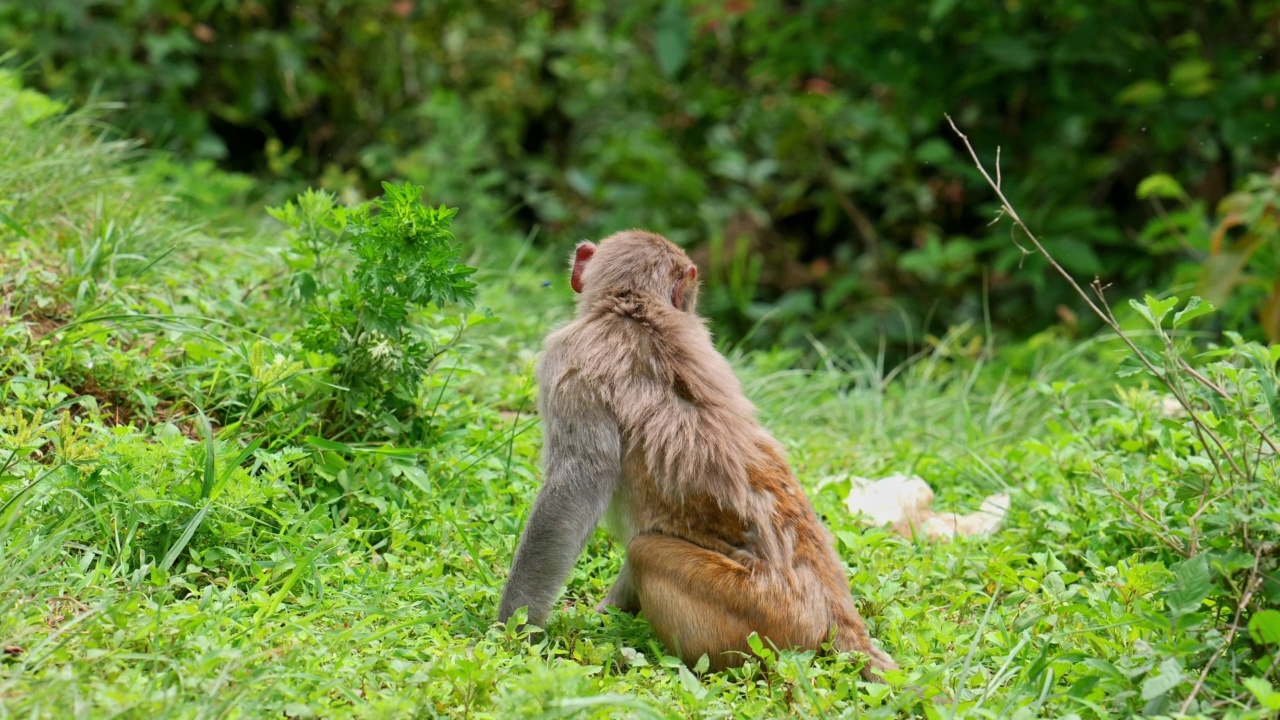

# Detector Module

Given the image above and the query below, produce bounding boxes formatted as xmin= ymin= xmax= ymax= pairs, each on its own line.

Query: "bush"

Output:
xmin=1138 ymin=169 xmax=1280 ymax=342
xmin=270 ymin=181 xmax=478 ymax=437
xmin=5 ymin=1 xmax=1279 ymax=350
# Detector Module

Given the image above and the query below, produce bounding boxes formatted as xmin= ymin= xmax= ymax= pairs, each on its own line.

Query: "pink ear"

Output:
xmin=672 ymin=264 xmax=697 ymax=308
xmin=571 ymin=243 xmax=596 ymax=293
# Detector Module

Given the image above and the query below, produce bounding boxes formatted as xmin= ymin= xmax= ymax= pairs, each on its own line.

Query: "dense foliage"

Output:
xmin=1 ymin=75 xmax=1279 ymax=718
xmin=4 ymin=0 xmax=1279 ymax=350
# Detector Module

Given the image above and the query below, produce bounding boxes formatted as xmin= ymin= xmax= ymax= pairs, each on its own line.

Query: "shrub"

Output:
xmin=5 ymin=0 xmax=1279 ymax=349
xmin=269 ymin=181 xmax=478 ymax=438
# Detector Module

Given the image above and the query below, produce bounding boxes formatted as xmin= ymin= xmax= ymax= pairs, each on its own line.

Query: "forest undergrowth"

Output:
xmin=1 ymin=77 xmax=1278 ymax=720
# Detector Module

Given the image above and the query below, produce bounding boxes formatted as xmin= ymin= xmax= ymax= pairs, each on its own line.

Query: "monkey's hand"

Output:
xmin=595 ymin=559 xmax=641 ymax=615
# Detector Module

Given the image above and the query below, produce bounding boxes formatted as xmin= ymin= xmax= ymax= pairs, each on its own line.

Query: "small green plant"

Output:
xmin=269 ymin=181 xmax=477 ymax=439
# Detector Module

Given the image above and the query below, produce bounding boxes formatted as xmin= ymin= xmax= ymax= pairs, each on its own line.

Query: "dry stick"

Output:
xmin=1168 ymin=370 xmax=1232 ymax=493
xmin=1098 ymin=477 xmax=1188 ymax=557
xmin=944 ymin=117 xmax=1155 ymax=361
xmin=1179 ymin=545 xmax=1263 ymax=715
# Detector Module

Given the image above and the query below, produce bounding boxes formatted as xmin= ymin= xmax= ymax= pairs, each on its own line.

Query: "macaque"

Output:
xmin=497 ymin=230 xmax=897 ymax=678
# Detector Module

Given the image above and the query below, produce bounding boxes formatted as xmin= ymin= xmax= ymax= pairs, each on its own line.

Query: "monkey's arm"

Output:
xmin=498 ymin=390 xmax=621 ymax=627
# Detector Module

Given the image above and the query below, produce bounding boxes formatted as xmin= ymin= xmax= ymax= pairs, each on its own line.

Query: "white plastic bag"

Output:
xmin=839 ymin=473 xmax=1009 ymax=541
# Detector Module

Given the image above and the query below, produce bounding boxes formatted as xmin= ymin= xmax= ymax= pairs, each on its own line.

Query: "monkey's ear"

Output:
xmin=571 ymin=242 xmax=596 ymax=293
xmin=672 ymin=264 xmax=697 ymax=309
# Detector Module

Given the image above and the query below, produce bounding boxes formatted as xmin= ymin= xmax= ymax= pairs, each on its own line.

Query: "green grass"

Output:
xmin=2 ymin=78 xmax=1278 ymax=720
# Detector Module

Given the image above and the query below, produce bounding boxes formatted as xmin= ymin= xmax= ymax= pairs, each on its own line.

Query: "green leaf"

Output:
xmin=282 ymin=702 xmax=316 ymax=719
xmin=266 ymin=199 xmax=301 ymax=229
xmin=677 ymin=665 xmax=708 ymax=699
xmin=549 ymin=695 xmax=668 ymax=719
xmin=654 ymin=0 xmax=690 ymax=78
xmin=160 ymin=501 xmax=213 ymax=572
xmin=195 ymin=406 xmax=217 ymax=501
xmin=928 ymin=0 xmax=961 ymax=23
xmin=1068 ymin=675 xmax=1101 ymax=699
xmin=1131 ymin=295 xmax=1179 ymax=328
xmin=1243 ymin=678 xmax=1280 ymax=710
xmin=1136 ymin=174 xmax=1188 ymax=201
xmin=1170 ymin=58 xmax=1214 ymax=97
xmin=1118 ymin=80 xmax=1167 ymax=106
xmin=982 ymin=36 xmax=1037 ymax=70
xmin=394 ymin=462 xmax=432 ymax=494
xmin=914 ymin=138 xmax=953 ymax=165
xmin=1165 ymin=555 xmax=1211 ymax=618
xmin=305 ymin=436 xmax=354 ymax=454
xmin=291 ymin=271 xmax=318 ymax=303
xmin=1117 ymin=347 xmax=1165 ymax=378
xmin=746 ymin=632 xmax=769 ymax=659
xmin=1172 ymin=296 xmax=1215 ymax=328
xmin=0 ymin=207 xmax=30 ymax=239
xmin=213 ymin=437 xmax=264 ymax=500
xmin=251 ymin=541 xmax=329 ymax=631
xmin=1246 ymin=349 xmax=1280 ymax=426
xmin=1140 ymin=657 xmax=1185 ymax=700
xmin=1116 ymin=354 xmax=1149 ymax=378
xmin=1043 ymin=572 xmax=1067 ymax=598
xmin=1248 ymin=609 xmax=1280 ymax=645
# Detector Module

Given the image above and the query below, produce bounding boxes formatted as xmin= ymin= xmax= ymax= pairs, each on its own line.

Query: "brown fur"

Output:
xmin=542 ymin=229 xmax=897 ymax=677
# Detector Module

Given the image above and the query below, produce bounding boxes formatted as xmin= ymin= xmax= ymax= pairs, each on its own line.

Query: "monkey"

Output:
xmin=497 ymin=229 xmax=897 ymax=679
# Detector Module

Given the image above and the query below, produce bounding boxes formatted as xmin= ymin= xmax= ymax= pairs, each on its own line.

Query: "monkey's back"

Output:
xmin=542 ymin=308 xmax=860 ymax=615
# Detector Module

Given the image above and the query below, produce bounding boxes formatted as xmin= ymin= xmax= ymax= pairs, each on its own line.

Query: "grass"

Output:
xmin=2 ymin=78 xmax=1278 ymax=719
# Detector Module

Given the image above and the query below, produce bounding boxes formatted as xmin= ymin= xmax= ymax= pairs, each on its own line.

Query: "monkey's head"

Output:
xmin=570 ymin=230 xmax=699 ymax=314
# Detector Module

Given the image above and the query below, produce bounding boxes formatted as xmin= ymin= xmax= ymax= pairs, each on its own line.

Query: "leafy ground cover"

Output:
xmin=1 ymin=80 xmax=1278 ymax=719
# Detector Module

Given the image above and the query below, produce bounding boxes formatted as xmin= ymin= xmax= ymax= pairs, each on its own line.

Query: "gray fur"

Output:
xmin=496 ymin=356 xmax=621 ymax=626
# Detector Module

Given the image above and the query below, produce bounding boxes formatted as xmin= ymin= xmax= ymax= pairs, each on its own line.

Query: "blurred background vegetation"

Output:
xmin=2 ymin=0 xmax=1279 ymax=353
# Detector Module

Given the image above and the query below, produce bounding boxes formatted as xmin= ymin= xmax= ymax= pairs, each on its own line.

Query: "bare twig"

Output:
xmin=1179 ymin=545 xmax=1262 ymax=714
xmin=945 ymin=115 xmax=1114 ymax=327
xmin=1089 ymin=286 xmax=1250 ymax=482
xmin=1101 ymin=482 xmax=1188 ymax=557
